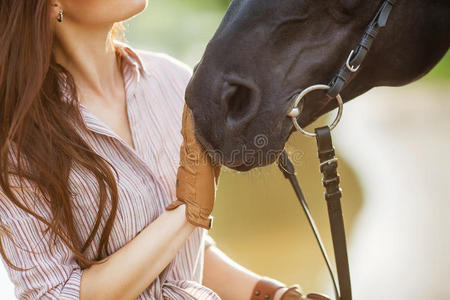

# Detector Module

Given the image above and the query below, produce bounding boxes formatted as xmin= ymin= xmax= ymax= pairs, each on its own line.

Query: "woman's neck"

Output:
xmin=53 ymin=22 xmax=124 ymax=103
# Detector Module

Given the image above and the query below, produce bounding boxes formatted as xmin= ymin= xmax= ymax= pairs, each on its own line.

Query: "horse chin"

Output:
xmin=227 ymin=163 xmax=255 ymax=172
xmin=197 ymin=132 xmax=285 ymax=171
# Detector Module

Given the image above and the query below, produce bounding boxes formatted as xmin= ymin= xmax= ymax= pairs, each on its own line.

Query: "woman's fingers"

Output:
xmin=306 ymin=293 xmax=331 ymax=300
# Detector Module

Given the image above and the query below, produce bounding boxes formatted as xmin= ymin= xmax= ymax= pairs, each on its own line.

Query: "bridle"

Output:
xmin=277 ymin=1 xmax=396 ymax=299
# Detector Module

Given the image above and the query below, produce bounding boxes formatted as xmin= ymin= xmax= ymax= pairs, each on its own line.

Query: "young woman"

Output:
xmin=0 ymin=1 xmax=329 ymax=299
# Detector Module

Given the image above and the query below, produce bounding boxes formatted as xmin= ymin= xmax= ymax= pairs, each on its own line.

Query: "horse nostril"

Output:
xmin=221 ymin=79 xmax=261 ymax=131
xmin=224 ymin=83 xmax=251 ymax=120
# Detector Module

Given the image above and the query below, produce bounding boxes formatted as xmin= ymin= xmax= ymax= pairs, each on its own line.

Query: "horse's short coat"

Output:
xmin=186 ymin=0 xmax=449 ymax=170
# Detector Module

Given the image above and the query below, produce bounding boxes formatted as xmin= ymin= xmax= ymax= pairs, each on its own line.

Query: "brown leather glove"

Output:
xmin=281 ymin=285 xmax=331 ymax=300
xmin=166 ymin=104 xmax=220 ymax=229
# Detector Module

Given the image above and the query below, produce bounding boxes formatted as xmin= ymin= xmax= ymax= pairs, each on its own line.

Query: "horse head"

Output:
xmin=186 ymin=0 xmax=449 ymax=170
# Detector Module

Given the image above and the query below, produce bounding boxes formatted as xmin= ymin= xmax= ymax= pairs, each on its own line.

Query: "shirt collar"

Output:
xmin=113 ymin=40 xmax=147 ymax=81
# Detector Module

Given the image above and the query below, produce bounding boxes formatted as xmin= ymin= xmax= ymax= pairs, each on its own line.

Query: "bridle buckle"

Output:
xmin=346 ymin=50 xmax=360 ymax=73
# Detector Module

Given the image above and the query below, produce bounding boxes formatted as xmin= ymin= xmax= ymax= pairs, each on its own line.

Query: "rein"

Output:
xmin=278 ymin=1 xmax=396 ymax=299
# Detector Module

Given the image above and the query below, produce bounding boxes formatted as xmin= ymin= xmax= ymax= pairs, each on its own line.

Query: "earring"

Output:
xmin=57 ymin=10 xmax=64 ymax=23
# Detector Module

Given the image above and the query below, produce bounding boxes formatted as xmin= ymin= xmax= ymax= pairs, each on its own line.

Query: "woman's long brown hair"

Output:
xmin=0 ymin=0 xmax=124 ymax=270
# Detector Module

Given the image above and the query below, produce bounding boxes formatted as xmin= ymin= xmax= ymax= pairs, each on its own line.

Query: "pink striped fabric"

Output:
xmin=0 ymin=42 xmax=219 ymax=300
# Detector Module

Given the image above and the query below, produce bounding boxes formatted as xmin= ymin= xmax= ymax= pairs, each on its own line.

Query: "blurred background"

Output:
xmin=1 ymin=0 xmax=449 ymax=299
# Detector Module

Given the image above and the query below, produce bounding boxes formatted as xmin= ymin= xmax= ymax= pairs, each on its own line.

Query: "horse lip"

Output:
xmin=225 ymin=159 xmax=260 ymax=171
xmin=229 ymin=164 xmax=254 ymax=172
xmin=193 ymin=129 xmax=222 ymax=165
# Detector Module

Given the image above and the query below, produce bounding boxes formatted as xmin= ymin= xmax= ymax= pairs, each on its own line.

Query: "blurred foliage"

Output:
xmin=125 ymin=0 xmax=226 ymax=66
xmin=423 ymin=51 xmax=450 ymax=82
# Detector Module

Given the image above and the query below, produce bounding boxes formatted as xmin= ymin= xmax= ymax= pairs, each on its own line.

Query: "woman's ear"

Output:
xmin=50 ymin=1 xmax=63 ymax=22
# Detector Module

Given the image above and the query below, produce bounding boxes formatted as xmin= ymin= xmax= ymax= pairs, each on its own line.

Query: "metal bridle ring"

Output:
xmin=288 ymin=84 xmax=344 ymax=137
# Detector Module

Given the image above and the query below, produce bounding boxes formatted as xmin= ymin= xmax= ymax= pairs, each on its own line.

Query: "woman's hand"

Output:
xmin=278 ymin=285 xmax=331 ymax=300
xmin=166 ymin=104 xmax=220 ymax=229
xmin=250 ymin=276 xmax=331 ymax=300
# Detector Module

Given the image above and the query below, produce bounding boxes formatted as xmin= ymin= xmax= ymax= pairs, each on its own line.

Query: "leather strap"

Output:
xmin=328 ymin=0 xmax=396 ymax=98
xmin=277 ymin=1 xmax=398 ymax=299
xmin=251 ymin=277 xmax=286 ymax=300
xmin=278 ymin=151 xmax=339 ymax=298
xmin=315 ymin=126 xmax=351 ymax=300
xmin=278 ymin=127 xmax=352 ymax=300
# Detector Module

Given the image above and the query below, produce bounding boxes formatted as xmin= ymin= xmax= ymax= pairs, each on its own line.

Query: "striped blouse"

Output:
xmin=0 ymin=42 xmax=219 ymax=300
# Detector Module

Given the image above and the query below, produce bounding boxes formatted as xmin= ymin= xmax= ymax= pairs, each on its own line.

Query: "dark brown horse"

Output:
xmin=186 ymin=0 xmax=449 ymax=171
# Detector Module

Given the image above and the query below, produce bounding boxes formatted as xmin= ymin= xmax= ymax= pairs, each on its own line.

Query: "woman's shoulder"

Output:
xmin=115 ymin=41 xmax=193 ymax=86
xmin=140 ymin=50 xmax=191 ymax=74
xmin=136 ymin=49 xmax=193 ymax=86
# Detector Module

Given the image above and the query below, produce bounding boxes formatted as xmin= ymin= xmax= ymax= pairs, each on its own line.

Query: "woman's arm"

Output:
xmin=203 ymin=245 xmax=289 ymax=300
xmin=80 ymin=204 xmax=195 ymax=300
xmin=82 ymin=105 xmax=219 ymax=300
